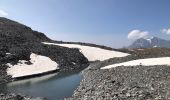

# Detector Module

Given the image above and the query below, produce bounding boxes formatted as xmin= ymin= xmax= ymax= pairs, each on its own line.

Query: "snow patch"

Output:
xmin=101 ymin=57 xmax=170 ymax=69
xmin=145 ymin=36 xmax=154 ymax=44
xmin=7 ymin=53 xmax=59 ymax=78
xmin=146 ymin=39 xmax=152 ymax=44
xmin=153 ymin=45 xmax=158 ymax=48
xmin=6 ymin=53 xmax=11 ymax=55
xmin=42 ymin=42 xmax=130 ymax=61
xmin=72 ymin=62 xmax=76 ymax=65
xmin=137 ymin=49 xmax=144 ymax=51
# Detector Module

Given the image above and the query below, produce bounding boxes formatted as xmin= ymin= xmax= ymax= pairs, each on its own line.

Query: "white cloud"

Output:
xmin=127 ymin=29 xmax=149 ymax=40
xmin=0 ymin=9 xmax=8 ymax=17
xmin=161 ymin=28 xmax=170 ymax=35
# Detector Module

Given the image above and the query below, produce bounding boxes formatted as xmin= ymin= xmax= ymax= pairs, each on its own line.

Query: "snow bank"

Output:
xmin=7 ymin=53 xmax=59 ymax=78
xmin=42 ymin=42 xmax=129 ymax=61
xmin=101 ymin=57 xmax=170 ymax=69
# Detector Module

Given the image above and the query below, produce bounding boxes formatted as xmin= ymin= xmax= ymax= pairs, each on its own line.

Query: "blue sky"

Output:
xmin=0 ymin=0 xmax=170 ymax=48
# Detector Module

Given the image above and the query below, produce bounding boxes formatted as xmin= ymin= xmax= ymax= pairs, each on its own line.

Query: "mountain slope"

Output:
xmin=0 ymin=17 xmax=50 ymax=45
xmin=0 ymin=17 xmax=89 ymax=80
xmin=0 ymin=17 xmax=130 ymax=80
xmin=128 ymin=37 xmax=170 ymax=48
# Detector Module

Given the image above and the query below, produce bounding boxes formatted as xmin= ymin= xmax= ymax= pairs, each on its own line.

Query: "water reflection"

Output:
xmin=8 ymin=73 xmax=58 ymax=86
xmin=0 ymin=71 xmax=83 ymax=100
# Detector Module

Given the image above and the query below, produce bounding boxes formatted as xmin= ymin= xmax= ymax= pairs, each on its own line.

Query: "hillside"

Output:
xmin=0 ymin=17 xmax=130 ymax=82
xmin=0 ymin=17 xmax=89 ymax=82
xmin=0 ymin=17 xmax=50 ymax=44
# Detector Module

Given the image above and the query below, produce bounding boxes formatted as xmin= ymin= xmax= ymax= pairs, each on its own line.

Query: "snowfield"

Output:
xmin=42 ymin=42 xmax=129 ymax=61
xmin=7 ymin=53 xmax=59 ymax=78
xmin=101 ymin=57 xmax=170 ymax=69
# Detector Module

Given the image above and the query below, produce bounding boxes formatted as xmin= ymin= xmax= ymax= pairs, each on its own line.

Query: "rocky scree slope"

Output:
xmin=68 ymin=48 xmax=170 ymax=100
xmin=0 ymin=17 xmax=89 ymax=82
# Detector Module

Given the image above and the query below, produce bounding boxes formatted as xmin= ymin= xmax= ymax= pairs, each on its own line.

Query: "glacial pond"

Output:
xmin=0 ymin=71 xmax=83 ymax=100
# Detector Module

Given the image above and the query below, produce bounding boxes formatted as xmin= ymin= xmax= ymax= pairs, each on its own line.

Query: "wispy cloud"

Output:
xmin=0 ymin=9 xmax=8 ymax=17
xmin=161 ymin=28 xmax=170 ymax=35
xmin=128 ymin=29 xmax=149 ymax=40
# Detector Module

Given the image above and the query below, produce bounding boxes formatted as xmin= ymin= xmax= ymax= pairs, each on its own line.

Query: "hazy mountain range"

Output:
xmin=128 ymin=37 xmax=170 ymax=48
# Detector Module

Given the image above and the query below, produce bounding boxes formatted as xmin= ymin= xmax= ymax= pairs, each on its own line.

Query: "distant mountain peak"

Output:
xmin=128 ymin=36 xmax=170 ymax=48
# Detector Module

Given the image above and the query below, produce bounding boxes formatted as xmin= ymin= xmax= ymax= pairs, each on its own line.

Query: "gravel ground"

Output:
xmin=0 ymin=93 xmax=46 ymax=100
xmin=67 ymin=49 xmax=170 ymax=100
xmin=68 ymin=64 xmax=170 ymax=100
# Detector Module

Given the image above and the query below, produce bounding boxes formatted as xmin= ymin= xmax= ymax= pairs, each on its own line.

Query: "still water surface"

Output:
xmin=0 ymin=71 xmax=83 ymax=100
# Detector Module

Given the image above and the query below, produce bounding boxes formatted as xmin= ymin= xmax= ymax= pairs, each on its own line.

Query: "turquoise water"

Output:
xmin=0 ymin=71 xmax=83 ymax=100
